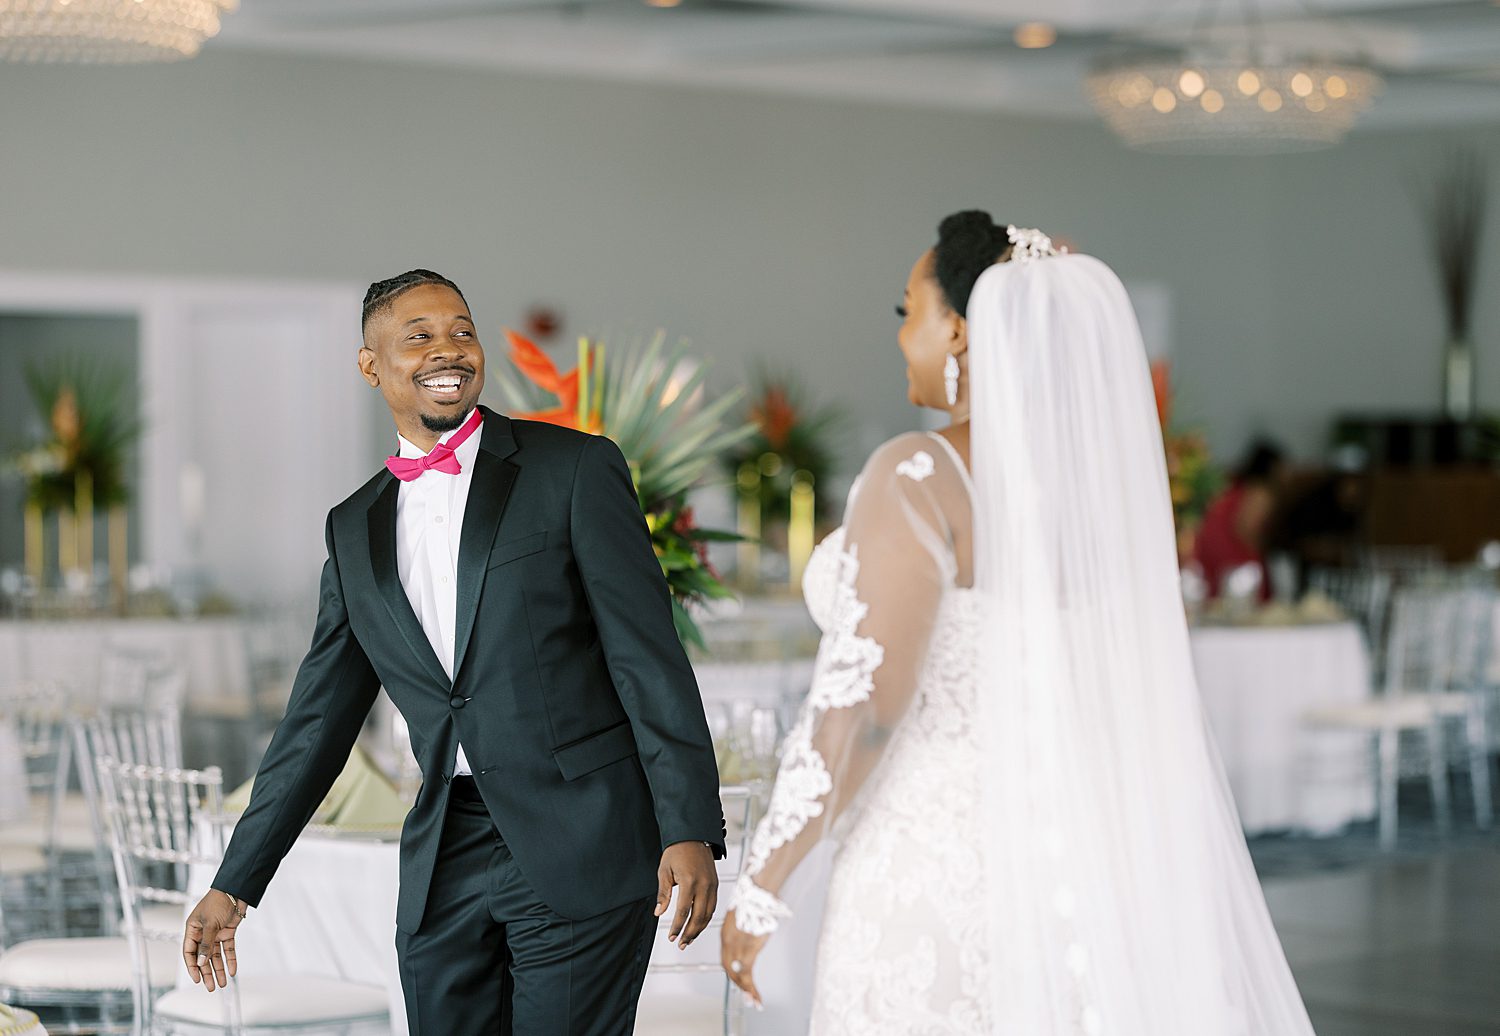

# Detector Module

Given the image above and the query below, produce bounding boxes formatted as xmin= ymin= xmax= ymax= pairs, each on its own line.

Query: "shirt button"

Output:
xmin=434 ymin=515 xmax=445 ymax=524
xmin=439 ymin=575 xmax=449 ymax=585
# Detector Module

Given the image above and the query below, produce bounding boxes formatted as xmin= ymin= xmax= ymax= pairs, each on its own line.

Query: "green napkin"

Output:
xmin=223 ymin=744 xmax=403 ymax=826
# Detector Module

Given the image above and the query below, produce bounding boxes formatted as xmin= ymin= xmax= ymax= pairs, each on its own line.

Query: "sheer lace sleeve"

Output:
xmin=733 ymin=433 xmax=962 ymax=936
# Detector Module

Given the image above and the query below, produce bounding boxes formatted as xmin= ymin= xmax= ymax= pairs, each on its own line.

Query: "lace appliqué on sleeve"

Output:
xmin=735 ymin=541 xmax=885 ymax=936
xmin=895 ymin=450 xmax=935 ymax=483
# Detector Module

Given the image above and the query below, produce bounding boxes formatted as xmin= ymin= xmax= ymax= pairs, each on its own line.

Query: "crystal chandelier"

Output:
xmin=1085 ymin=3 xmax=1383 ymax=154
xmin=0 ymin=0 xmax=237 ymax=63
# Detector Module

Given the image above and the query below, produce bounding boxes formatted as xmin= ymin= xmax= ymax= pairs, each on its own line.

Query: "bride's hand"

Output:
xmin=720 ymin=909 xmax=769 ymax=1009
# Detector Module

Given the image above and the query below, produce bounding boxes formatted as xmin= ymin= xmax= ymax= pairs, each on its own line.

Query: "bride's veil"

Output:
xmin=968 ymin=254 xmax=1315 ymax=1034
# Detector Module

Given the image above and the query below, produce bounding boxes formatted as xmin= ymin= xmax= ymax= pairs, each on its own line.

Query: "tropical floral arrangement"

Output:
xmin=491 ymin=330 xmax=755 ymax=648
xmin=1151 ymin=360 xmax=1221 ymax=541
xmin=724 ymin=370 xmax=843 ymax=526
xmin=11 ymin=355 xmax=140 ymax=510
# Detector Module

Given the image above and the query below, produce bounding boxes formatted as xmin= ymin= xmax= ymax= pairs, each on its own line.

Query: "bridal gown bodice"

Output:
xmin=803 ymin=529 xmax=992 ymax=1033
xmin=736 ymin=432 xmax=996 ymax=1034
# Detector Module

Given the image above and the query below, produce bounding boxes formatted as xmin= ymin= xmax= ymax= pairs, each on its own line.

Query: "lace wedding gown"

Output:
xmin=736 ymin=429 xmax=991 ymax=1033
xmin=733 ymin=252 xmax=1317 ymax=1036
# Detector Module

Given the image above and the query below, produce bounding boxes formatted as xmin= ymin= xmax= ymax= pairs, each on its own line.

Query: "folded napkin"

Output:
xmin=223 ymin=745 xmax=407 ymax=828
xmin=0 ymin=1003 xmax=43 ymax=1036
xmin=1296 ymin=591 xmax=1347 ymax=623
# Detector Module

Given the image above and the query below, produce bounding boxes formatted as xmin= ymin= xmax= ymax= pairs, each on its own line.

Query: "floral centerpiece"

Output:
xmin=492 ymin=330 xmax=755 ymax=648
xmin=724 ymin=370 xmax=843 ymax=528
xmin=14 ymin=355 xmax=139 ymax=511
xmin=8 ymin=355 xmax=140 ymax=592
xmin=1151 ymin=360 xmax=1221 ymax=561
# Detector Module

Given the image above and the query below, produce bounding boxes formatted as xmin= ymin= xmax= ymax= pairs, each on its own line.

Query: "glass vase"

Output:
xmin=1443 ymin=336 xmax=1476 ymax=422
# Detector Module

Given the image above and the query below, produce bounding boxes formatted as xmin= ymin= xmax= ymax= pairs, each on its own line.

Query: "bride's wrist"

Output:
xmin=732 ymin=874 xmax=792 ymax=936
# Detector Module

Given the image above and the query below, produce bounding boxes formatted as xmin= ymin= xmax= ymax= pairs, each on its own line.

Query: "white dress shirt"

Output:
xmin=394 ymin=412 xmax=482 ymax=776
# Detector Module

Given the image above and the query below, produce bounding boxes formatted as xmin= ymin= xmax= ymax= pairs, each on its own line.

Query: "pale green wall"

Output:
xmin=0 ymin=48 xmax=1493 ymax=474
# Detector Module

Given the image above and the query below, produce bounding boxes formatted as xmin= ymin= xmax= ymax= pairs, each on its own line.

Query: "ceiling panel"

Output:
xmin=213 ymin=0 xmax=1500 ymax=130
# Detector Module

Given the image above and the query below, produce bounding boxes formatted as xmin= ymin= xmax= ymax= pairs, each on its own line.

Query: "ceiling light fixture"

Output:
xmin=1014 ymin=22 xmax=1057 ymax=50
xmin=0 ymin=0 xmax=237 ymax=63
xmin=1085 ymin=1 xmax=1382 ymax=154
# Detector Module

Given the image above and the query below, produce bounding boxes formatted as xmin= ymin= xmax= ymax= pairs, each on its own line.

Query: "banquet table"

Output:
xmin=1189 ymin=620 xmax=1376 ymax=834
xmin=0 ymin=617 xmax=252 ymax=707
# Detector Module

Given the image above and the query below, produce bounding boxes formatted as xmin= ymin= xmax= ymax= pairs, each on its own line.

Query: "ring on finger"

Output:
xmin=730 ymin=960 xmax=743 ymax=973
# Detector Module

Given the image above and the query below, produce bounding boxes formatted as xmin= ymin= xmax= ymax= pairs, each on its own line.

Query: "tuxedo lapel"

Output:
xmin=452 ymin=408 xmax=520 ymax=679
xmin=367 ymin=473 xmax=452 ymax=690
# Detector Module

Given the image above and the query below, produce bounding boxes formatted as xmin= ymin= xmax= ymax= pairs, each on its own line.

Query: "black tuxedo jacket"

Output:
xmin=214 ymin=407 xmax=725 ymax=932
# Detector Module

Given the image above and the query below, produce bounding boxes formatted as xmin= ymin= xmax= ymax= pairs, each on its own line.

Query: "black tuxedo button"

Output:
xmin=449 ymin=695 xmax=467 ymax=710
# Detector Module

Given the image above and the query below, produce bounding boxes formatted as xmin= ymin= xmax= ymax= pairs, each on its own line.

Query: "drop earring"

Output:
xmin=944 ymin=354 xmax=960 ymax=407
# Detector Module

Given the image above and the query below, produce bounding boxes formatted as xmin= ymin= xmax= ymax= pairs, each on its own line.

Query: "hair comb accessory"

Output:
xmin=1007 ymin=225 xmax=1066 ymax=263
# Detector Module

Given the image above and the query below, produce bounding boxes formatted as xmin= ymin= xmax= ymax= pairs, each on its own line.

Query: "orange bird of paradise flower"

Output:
xmin=503 ymin=328 xmax=601 ymax=432
xmin=1150 ymin=359 xmax=1173 ymax=430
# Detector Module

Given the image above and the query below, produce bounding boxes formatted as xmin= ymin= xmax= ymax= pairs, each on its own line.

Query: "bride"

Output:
xmin=720 ymin=210 xmax=1316 ymax=1034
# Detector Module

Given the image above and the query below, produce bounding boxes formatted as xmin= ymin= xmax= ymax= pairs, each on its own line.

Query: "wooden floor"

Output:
xmin=1266 ymin=848 xmax=1500 ymax=1035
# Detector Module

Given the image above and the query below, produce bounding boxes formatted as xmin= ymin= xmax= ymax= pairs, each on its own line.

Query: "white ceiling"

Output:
xmin=214 ymin=0 xmax=1500 ymax=130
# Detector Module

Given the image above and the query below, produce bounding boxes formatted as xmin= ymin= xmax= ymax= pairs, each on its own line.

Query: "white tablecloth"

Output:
xmin=187 ymin=831 xmax=731 ymax=1036
xmin=0 ymin=722 xmax=26 ymax=824
xmin=1190 ymin=621 xmax=1376 ymax=834
xmin=0 ymin=617 xmax=252 ymax=706
xmin=185 ymin=832 xmax=402 ymax=1026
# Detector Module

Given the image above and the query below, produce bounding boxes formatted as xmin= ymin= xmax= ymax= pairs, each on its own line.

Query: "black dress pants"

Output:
xmin=395 ymin=778 xmax=658 ymax=1036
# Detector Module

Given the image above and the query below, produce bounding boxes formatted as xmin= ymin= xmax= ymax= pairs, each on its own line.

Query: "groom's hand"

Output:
xmin=655 ymin=841 xmax=718 ymax=949
xmin=183 ymin=888 xmax=245 ymax=992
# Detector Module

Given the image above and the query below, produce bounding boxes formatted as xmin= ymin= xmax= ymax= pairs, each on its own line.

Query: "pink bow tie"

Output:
xmin=385 ymin=408 xmax=482 ymax=482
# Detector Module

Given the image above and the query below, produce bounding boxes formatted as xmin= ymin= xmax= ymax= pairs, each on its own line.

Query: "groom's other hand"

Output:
xmin=183 ymin=888 xmax=244 ymax=991
xmin=656 ymin=841 xmax=718 ymax=949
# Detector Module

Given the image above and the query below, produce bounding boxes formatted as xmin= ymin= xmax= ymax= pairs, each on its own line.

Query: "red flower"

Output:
xmin=1150 ymin=360 xmax=1173 ymax=430
xmin=504 ymin=329 xmax=586 ymax=429
xmin=751 ymin=385 xmax=798 ymax=451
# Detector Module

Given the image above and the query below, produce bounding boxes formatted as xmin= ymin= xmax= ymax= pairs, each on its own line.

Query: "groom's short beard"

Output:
xmin=420 ymin=409 xmax=469 ymax=434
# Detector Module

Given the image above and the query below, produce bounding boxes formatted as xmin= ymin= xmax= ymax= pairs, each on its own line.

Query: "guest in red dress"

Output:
xmin=1195 ymin=439 xmax=1286 ymax=600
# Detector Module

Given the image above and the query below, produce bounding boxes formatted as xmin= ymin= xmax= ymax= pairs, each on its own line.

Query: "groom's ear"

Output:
xmin=358 ymin=345 xmax=380 ymax=388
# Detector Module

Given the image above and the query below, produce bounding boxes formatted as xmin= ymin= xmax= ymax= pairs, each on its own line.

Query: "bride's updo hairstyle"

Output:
xmin=932 ymin=210 xmax=1013 ymax=317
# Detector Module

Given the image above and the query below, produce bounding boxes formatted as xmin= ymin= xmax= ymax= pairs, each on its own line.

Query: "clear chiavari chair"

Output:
xmin=1305 ymin=581 xmax=1492 ymax=849
xmin=0 ymin=684 xmax=74 ymax=943
xmin=1307 ymin=566 xmax=1394 ymax=675
xmin=1435 ymin=578 xmax=1495 ymax=830
xmin=640 ymin=785 xmax=757 ymax=1036
xmin=94 ymin=758 xmax=389 ymax=1035
xmin=73 ymin=708 xmax=186 ymax=938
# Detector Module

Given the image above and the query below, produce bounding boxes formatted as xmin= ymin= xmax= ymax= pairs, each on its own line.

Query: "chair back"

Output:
xmin=98 ymin=646 xmax=186 ymax=715
xmin=1440 ymin=583 xmax=1496 ymax=696
xmin=0 ymin=684 xmax=75 ymax=873
xmin=1382 ymin=587 xmax=1452 ymax=699
xmin=72 ymin=707 xmax=186 ymax=930
xmin=1357 ymin=545 xmax=1444 ymax=586
xmin=1308 ymin=567 xmax=1394 ymax=661
xmin=93 ymin=756 xmax=240 ymax=1033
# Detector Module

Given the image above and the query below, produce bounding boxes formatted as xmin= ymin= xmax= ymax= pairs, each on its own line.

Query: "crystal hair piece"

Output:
xmin=1007 ymin=225 xmax=1066 ymax=263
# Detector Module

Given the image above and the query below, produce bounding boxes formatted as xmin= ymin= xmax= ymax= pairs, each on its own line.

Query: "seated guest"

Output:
xmin=1268 ymin=467 xmax=1367 ymax=579
xmin=1195 ymin=439 xmax=1287 ymax=600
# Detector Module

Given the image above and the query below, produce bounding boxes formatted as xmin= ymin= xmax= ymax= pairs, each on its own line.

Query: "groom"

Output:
xmin=182 ymin=270 xmax=726 ymax=1034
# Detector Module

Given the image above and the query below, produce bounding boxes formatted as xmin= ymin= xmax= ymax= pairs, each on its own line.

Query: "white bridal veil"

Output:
xmin=969 ymin=253 xmax=1316 ymax=1034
